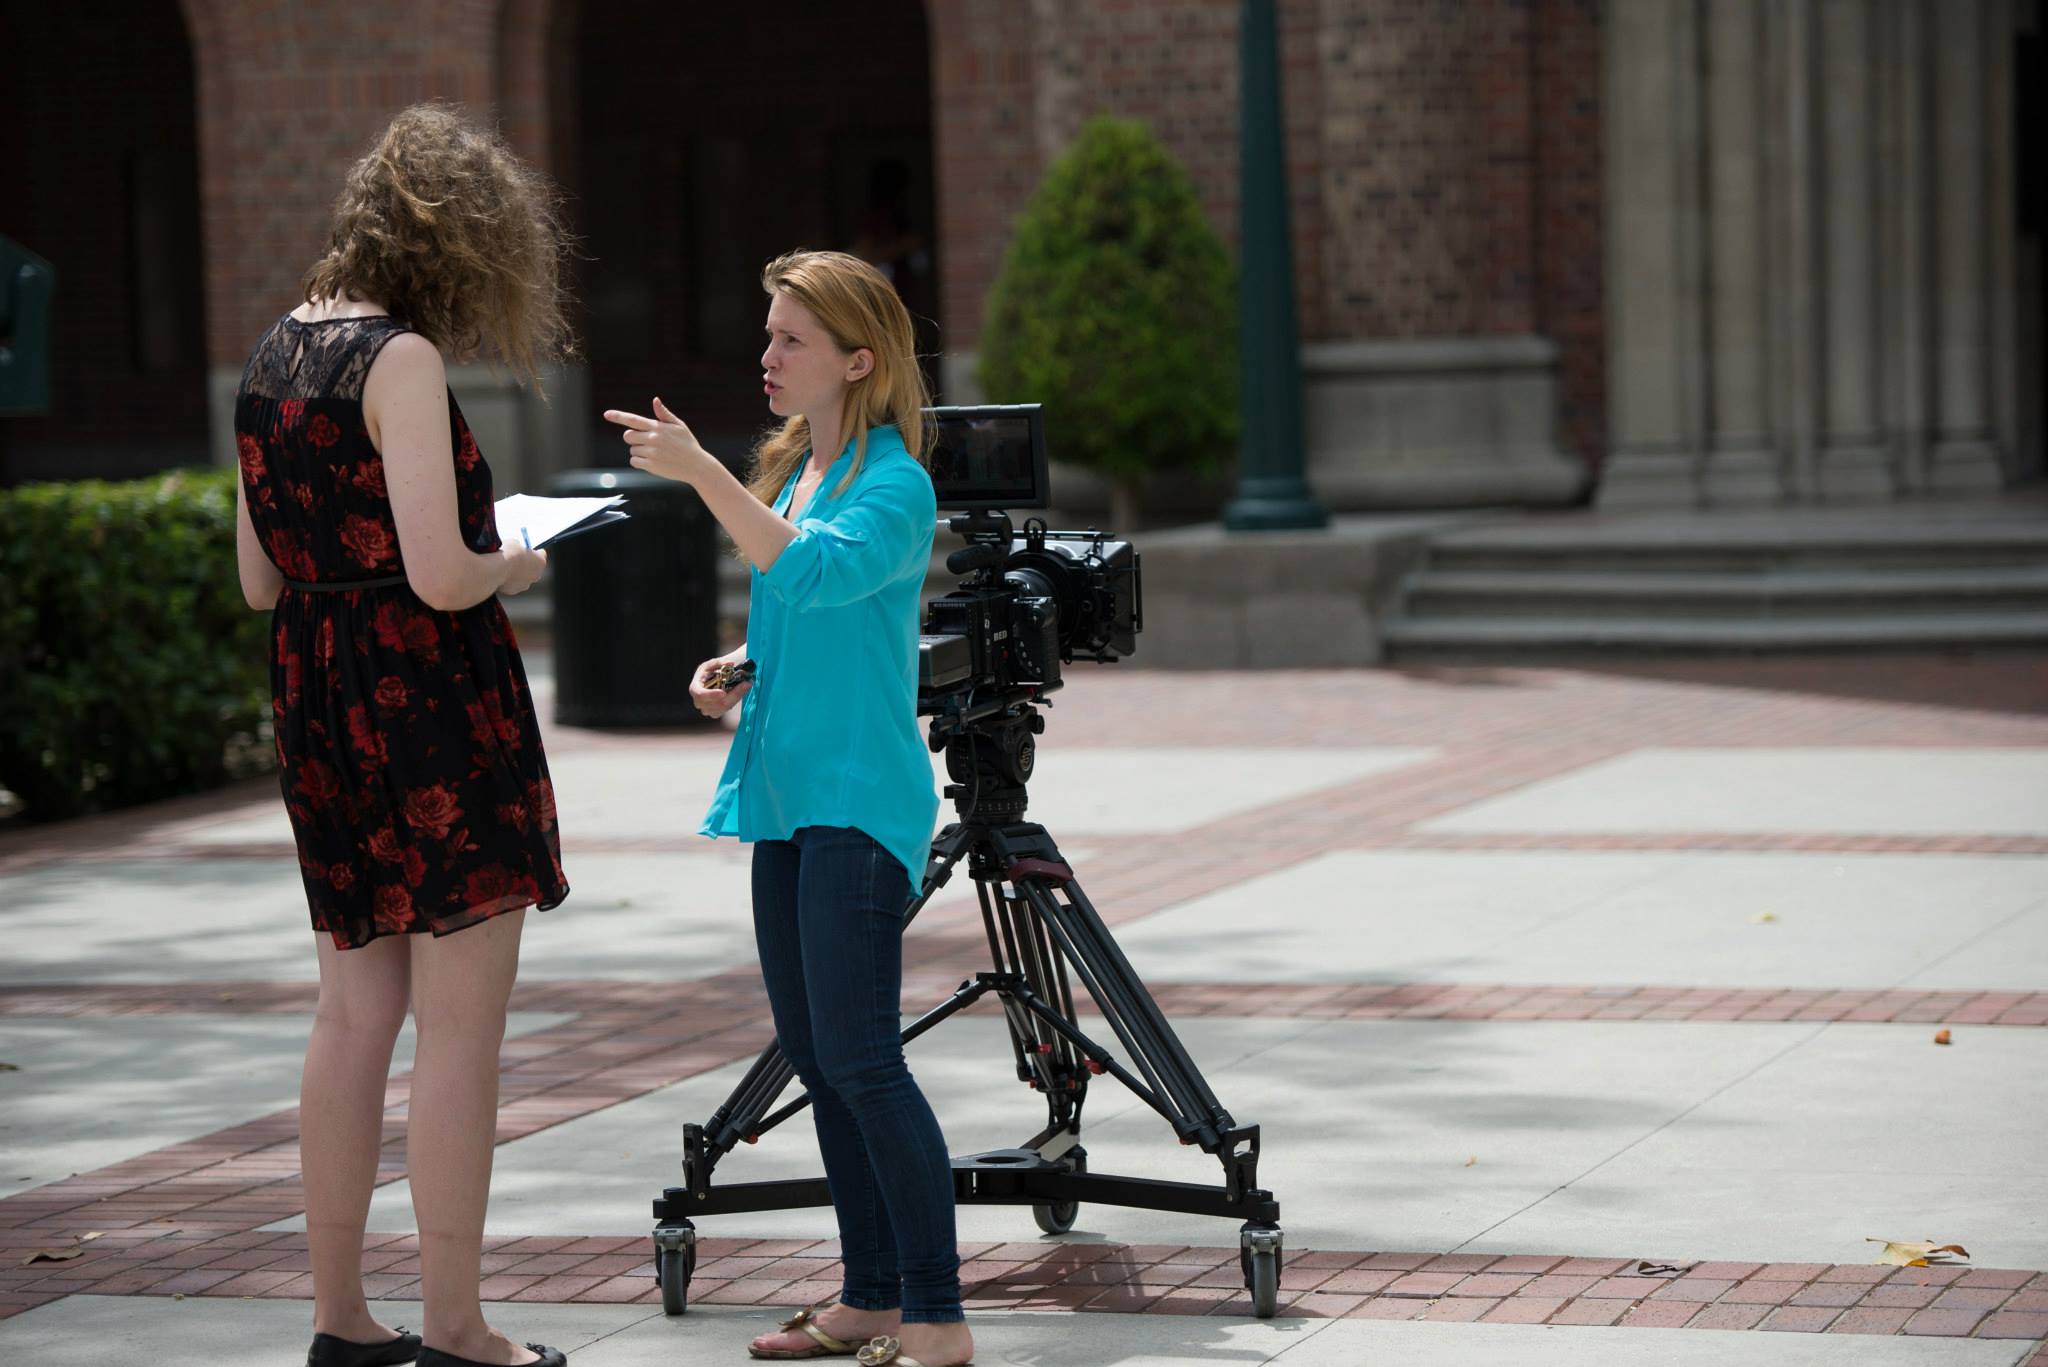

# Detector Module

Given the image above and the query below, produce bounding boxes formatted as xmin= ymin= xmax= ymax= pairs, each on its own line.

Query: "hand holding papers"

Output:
xmin=493 ymin=493 xmax=630 ymax=550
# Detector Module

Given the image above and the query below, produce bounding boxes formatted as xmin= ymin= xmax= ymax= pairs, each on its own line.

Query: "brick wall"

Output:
xmin=180 ymin=0 xmax=501 ymax=369
xmin=926 ymin=0 xmax=1606 ymax=473
xmin=931 ymin=0 xmax=1326 ymax=348
xmin=7 ymin=0 xmax=1607 ymax=477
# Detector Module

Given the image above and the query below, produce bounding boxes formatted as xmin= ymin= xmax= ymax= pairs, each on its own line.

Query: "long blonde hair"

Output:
xmin=302 ymin=103 xmax=575 ymax=392
xmin=746 ymin=250 xmax=930 ymax=505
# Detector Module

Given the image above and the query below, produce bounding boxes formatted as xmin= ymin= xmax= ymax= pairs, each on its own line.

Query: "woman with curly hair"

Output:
xmin=231 ymin=104 xmax=571 ymax=1367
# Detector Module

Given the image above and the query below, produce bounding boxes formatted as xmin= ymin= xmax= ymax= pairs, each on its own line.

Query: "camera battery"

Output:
xmin=918 ymin=633 xmax=973 ymax=691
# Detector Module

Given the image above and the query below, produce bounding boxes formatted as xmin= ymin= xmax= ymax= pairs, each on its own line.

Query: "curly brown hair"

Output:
xmin=301 ymin=103 xmax=575 ymax=391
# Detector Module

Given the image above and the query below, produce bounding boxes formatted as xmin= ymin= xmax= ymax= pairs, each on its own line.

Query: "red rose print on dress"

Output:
xmin=372 ymin=600 xmax=441 ymax=660
xmin=307 ymin=413 xmax=343 ymax=448
xmin=352 ymin=458 xmax=387 ymax=498
xmin=339 ymin=513 xmax=397 ymax=569
xmin=495 ymin=801 xmax=533 ymax=833
xmin=373 ymin=884 xmax=416 ymax=934
xmin=293 ymin=758 xmax=342 ymax=807
xmin=526 ymin=777 xmax=556 ymax=831
xmin=237 ymin=433 xmax=267 ymax=482
xmin=456 ymin=426 xmax=482 ymax=472
xmin=485 ymin=691 xmax=520 ymax=745
xmin=267 ymin=529 xmax=318 ymax=581
xmin=346 ymin=705 xmax=388 ymax=766
xmin=367 ymin=826 xmax=404 ymax=863
xmin=374 ymin=676 xmax=409 ymax=712
xmin=462 ymin=865 xmax=539 ymax=909
xmin=277 ymin=399 xmax=306 ymax=430
xmin=465 ymin=690 xmax=522 ymax=751
xmin=328 ymin=863 xmax=357 ymax=893
xmin=402 ymin=784 xmax=463 ymax=840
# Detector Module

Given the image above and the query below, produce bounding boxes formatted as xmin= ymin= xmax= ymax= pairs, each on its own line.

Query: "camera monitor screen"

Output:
xmin=924 ymin=404 xmax=1049 ymax=510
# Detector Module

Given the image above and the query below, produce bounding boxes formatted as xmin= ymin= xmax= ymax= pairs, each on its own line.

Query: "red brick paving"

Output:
xmin=9 ymin=977 xmax=2048 ymax=1029
xmin=8 ymin=1205 xmax=2046 ymax=1346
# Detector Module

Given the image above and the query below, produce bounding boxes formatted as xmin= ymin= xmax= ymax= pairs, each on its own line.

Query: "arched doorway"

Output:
xmin=0 ymin=1 xmax=209 ymax=483
xmin=561 ymin=1 xmax=940 ymax=463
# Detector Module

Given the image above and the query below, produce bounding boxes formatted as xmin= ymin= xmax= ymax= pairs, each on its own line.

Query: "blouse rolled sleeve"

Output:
xmin=760 ymin=467 xmax=936 ymax=611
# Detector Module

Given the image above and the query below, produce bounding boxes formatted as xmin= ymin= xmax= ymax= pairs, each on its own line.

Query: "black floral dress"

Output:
xmin=234 ymin=314 xmax=568 ymax=948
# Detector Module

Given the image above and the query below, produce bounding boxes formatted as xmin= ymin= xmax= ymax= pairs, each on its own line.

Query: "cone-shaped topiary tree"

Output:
xmin=979 ymin=116 xmax=1237 ymax=529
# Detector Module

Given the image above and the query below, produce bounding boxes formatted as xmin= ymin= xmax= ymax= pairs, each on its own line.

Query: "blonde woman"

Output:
xmin=604 ymin=251 xmax=968 ymax=1366
xmin=233 ymin=105 xmax=570 ymax=1367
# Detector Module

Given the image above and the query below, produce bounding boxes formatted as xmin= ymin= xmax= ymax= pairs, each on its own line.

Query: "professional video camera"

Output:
xmin=919 ymin=404 xmax=1140 ymax=696
xmin=650 ymin=403 xmax=1284 ymax=1322
xmin=916 ymin=404 xmax=1142 ymax=817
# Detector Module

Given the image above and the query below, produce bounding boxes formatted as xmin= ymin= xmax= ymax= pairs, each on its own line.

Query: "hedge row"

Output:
xmin=0 ymin=468 xmax=273 ymax=823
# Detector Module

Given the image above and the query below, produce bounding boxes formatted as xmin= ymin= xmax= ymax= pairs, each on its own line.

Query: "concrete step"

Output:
xmin=1425 ymin=520 xmax=2048 ymax=569
xmin=1381 ymin=611 xmax=2048 ymax=657
xmin=1404 ymin=565 xmax=2048 ymax=620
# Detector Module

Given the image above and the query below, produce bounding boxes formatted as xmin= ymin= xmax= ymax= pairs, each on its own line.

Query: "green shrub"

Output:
xmin=0 ymin=468 xmax=272 ymax=822
xmin=979 ymin=116 xmax=1238 ymax=524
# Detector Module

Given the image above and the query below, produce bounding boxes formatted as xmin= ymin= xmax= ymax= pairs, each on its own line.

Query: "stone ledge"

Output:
xmin=1128 ymin=512 xmax=1502 ymax=668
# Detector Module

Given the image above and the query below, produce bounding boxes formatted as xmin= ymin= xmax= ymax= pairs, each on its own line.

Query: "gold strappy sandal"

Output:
xmin=747 ymin=1304 xmax=866 ymax=1360
xmin=854 ymin=1336 xmax=973 ymax=1367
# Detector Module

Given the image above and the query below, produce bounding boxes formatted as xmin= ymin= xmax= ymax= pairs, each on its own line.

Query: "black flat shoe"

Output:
xmin=307 ymin=1328 xmax=422 ymax=1367
xmin=416 ymin=1346 xmax=566 ymax=1367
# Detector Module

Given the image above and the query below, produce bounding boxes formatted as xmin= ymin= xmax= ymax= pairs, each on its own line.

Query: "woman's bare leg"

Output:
xmin=407 ymin=910 xmax=537 ymax=1367
xmin=303 ymin=932 xmax=411 ymax=1343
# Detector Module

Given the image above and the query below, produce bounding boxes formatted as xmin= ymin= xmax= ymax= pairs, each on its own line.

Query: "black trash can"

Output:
xmin=544 ymin=467 xmax=718 ymax=727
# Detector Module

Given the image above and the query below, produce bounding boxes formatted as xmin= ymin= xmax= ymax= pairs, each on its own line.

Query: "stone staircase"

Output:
xmin=1381 ymin=494 xmax=2048 ymax=658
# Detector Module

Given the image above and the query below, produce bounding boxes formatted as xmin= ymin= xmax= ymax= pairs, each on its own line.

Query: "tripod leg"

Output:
xmin=694 ymin=824 xmax=981 ymax=1167
xmin=1015 ymin=872 xmax=1229 ymax=1141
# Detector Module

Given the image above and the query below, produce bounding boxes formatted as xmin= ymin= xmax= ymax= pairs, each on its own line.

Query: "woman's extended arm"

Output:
xmin=366 ymin=333 xmax=547 ymax=610
xmin=604 ymin=398 xmax=797 ymax=572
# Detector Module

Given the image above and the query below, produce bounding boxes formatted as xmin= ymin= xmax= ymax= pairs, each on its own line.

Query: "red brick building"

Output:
xmin=4 ymin=1 xmax=2039 ymax=510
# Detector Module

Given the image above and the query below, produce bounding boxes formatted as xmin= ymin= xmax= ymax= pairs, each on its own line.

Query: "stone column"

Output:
xmin=1599 ymin=0 xmax=2017 ymax=506
xmin=1924 ymin=0 xmax=2010 ymax=491
xmin=1599 ymin=0 xmax=1705 ymax=505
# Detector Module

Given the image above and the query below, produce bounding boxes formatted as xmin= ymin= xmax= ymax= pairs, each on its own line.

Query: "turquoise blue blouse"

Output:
xmin=700 ymin=424 xmax=940 ymax=883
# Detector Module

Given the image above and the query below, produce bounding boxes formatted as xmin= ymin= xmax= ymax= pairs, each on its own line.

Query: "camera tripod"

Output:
xmin=649 ymin=702 xmax=1284 ymax=1317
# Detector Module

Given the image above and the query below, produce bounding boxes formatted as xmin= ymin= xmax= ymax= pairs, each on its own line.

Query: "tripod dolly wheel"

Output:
xmin=653 ymin=1222 xmax=698 ymax=1316
xmin=1240 ymin=1225 xmax=1283 ymax=1319
xmin=1032 ymin=1199 xmax=1080 ymax=1235
xmin=1032 ymin=1148 xmax=1085 ymax=1235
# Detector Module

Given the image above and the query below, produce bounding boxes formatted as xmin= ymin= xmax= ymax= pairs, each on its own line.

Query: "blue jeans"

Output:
xmin=752 ymin=825 xmax=963 ymax=1323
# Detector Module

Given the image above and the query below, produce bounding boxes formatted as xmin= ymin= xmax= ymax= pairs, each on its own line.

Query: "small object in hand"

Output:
xmin=1933 ymin=1028 xmax=1952 ymax=1045
xmin=704 ymin=659 xmax=756 ymax=691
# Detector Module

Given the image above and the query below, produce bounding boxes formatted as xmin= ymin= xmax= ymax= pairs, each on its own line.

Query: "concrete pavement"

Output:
xmin=4 ymin=651 xmax=2045 ymax=1363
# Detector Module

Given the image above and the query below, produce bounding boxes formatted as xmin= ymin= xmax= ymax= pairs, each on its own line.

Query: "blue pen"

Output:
xmin=520 ymin=525 xmax=532 ymax=549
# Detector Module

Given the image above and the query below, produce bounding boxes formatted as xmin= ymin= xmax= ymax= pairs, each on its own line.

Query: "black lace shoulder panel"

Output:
xmin=239 ymin=315 xmax=413 ymax=403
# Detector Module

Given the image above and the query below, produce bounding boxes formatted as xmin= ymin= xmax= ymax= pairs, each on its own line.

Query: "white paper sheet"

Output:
xmin=493 ymin=493 xmax=628 ymax=549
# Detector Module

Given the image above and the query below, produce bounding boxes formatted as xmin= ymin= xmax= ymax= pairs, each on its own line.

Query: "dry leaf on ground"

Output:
xmin=21 ymin=1248 xmax=85 ymax=1266
xmin=1634 ymin=1261 xmax=1685 ymax=1277
xmin=1867 ymin=1239 xmax=1970 ymax=1267
xmin=0 ymin=1062 xmax=19 ymax=1071
xmin=1934 ymin=1029 xmax=1953 ymax=1045
xmin=1750 ymin=911 xmax=1778 ymax=924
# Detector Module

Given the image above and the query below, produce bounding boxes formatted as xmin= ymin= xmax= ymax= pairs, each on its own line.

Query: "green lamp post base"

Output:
xmin=1222 ymin=477 xmax=1330 ymax=532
